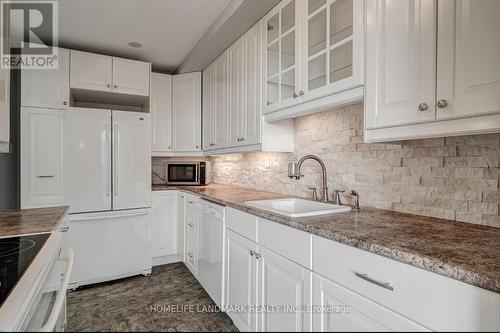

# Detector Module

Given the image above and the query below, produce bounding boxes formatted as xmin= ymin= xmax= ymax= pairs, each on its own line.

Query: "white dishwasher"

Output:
xmin=198 ymin=199 xmax=225 ymax=307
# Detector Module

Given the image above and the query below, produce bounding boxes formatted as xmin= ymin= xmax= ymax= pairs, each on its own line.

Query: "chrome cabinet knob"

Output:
xmin=114 ymin=85 xmax=118 ymax=89
xmin=63 ymin=101 xmax=67 ymax=105
xmin=418 ymin=103 xmax=429 ymax=111
xmin=106 ymin=84 xmax=111 ymax=88
xmin=299 ymin=90 xmax=304 ymax=96
xmin=292 ymin=92 xmax=298 ymax=98
xmin=437 ymin=99 xmax=448 ymax=108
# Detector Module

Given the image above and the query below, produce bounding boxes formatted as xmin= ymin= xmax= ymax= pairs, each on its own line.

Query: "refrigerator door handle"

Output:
xmin=105 ymin=123 xmax=111 ymax=197
xmin=113 ymin=124 xmax=119 ymax=197
xmin=70 ymin=210 xmax=150 ymax=222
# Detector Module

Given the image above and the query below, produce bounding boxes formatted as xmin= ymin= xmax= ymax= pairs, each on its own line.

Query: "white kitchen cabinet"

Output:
xmin=184 ymin=193 xmax=199 ymax=276
xmin=365 ymin=0 xmax=437 ymax=129
xmin=258 ymin=246 xmax=313 ymax=332
xmin=202 ymin=20 xmax=294 ymax=155
xmin=21 ymin=48 xmax=70 ymax=109
xmin=0 ymin=60 xmax=9 ymax=153
xmin=172 ymin=72 xmax=202 ymax=152
xmin=242 ymin=21 xmax=262 ymax=146
xmin=262 ymin=0 xmax=364 ymax=121
xmin=177 ymin=191 xmax=186 ymax=260
xmin=112 ymin=57 xmax=150 ymax=96
xmin=313 ymin=275 xmax=427 ymax=332
xmin=151 ymin=73 xmax=172 ymax=153
xmin=214 ymin=52 xmax=229 ymax=149
xmin=202 ymin=64 xmax=215 ymax=150
xmin=21 ymin=107 xmax=66 ymax=208
xmin=436 ymin=0 xmax=500 ymax=121
xmin=70 ymin=50 xmax=113 ymax=92
xmin=263 ymin=0 xmax=301 ymax=113
xmin=365 ymin=0 xmax=500 ymax=142
xmin=225 ymin=229 xmax=258 ymax=332
xmin=228 ymin=39 xmax=245 ymax=147
xmin=152 ymin=191 xmax=178 ymax=260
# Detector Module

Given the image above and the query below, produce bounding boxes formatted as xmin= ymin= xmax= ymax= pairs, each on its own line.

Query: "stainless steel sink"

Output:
xmin=244 ymin=198 xmax=351 ymax=217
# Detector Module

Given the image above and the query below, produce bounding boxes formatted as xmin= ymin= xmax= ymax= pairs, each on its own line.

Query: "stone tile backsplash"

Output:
xmin=210 ymin=103 xmax=500 ymax=228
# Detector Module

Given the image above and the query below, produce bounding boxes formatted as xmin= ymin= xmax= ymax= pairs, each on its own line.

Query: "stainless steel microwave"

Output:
xmin=165 ymin=161 xmax=209 ymax=185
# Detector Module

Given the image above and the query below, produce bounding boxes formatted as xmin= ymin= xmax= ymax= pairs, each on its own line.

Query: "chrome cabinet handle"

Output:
xmin=418 ymin=103 xmax=429 ymax=111
xmin=437 ymin=99 xmax=448 ymax=108
xmin=188 ymin=223 xmax=194 ymax=227
xmin=63 ymin=101 xmax=67 ymax=105
xmin=187 ymin=253 xmax=193 ymax=258
xmin=188 ymin=200 xmax=194 ymax=204
xmin=250 ymin=250 xmax=255 ymax=256
xmin=37 ymin=175 xmax=54 ymax=178
xmin=255 ymin=253 xmax=261 ymax=260
xmin=355 ymin=272 xmax=393 ymax=291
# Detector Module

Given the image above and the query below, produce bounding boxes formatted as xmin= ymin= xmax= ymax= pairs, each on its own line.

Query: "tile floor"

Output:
xmin=67 ymin=262 xmax=238 ymax=332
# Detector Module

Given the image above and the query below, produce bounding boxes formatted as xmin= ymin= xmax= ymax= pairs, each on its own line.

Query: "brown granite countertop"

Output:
xmin=0 ymin=206 xmax=69 ymax=238
xmin=153 ymin=183 xmax=500 ymax=293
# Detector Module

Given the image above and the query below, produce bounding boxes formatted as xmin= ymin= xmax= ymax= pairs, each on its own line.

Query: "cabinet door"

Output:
xmin=112 ymin=57 xmax=150 ymax=96
xmin=70 ymin=50 xmax=112 ymax=92
xmin=263 ymin=0 xmax=302 ymax=114
xmin=244 ymin=22 xmax=262 ymax=146
xmin=228 ymin=39 xmax=245 ymax=147
xmin=172 ymin=72 xmax=201 ymax=151
xmin=152 ymin=191 xmax=177 ymax=258
xmin=365 ymin=0 xmax=437 ymax=129
xmin=0 ymin=60 xmax=9 ymax=153
xmin=258 ymin=246 xmax=312 ymax=332
xmin=202 ymin=64 xmax=215 ymax=150
xmin=313 ymin=275 xmax=427 ymax=332
xmin=151 ymin=73 xmax=172 ymax=152
xmin=21 ymin=107 xmax=66 ymax=208
xmin=300 ymin=0 xmax=364 ymax=102
xmin=214 ymin=53 xmax=229 ymax=149
xmin=437 ymin=0 xmax=500 ymax=120
xmin=21 ymin=48 xmax=69 ymax=109
xmin=225 ymin=230 xmax=258 ymax=332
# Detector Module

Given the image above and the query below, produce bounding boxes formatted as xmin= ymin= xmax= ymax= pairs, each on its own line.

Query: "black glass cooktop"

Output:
xmin=0 ymin=233 xmax=50 ymax=307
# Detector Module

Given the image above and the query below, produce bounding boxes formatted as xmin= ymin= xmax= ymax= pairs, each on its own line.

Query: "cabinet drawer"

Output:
xmin=258 ymin=218 xmax=312 ymax=269
xmin=185 ymin=238 xmax=197 ymax=274
xmin=226 ymin=207 xmax=258 ymax=242
xmin=313 ymin=236 xmax=499 ymax=331
xmin=186 ymin=193 xmax=199 ymax=211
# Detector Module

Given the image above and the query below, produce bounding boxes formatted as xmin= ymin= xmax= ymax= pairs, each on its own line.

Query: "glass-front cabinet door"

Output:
xmin=300 ymin=0 xmax=363 ymax=102
xmin=263 ymin=0 xmax=302 ymax=114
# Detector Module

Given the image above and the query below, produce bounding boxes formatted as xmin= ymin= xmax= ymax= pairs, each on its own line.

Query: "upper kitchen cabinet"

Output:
xmin=151 ymin=73 xmax=173 ymax=154
xmin=436 ymin=0 xmax=500 ymax=121
xmin=263 ymin=0 xmax=364 ymax=121
xmin=70 ymin=50 xmax=151 ymax=109
xmin=365 ymin=0 xmax=500 ymax=142
xmin=264 ymin=0 xmax=301 ymax=114
xmin=203 ymin=21 xmax=294 ymax=155
xmin=70 ymin=50 xmax=113 ymax=92
xmin=21 ymin=48 xmax=70 ymax=110
xmin=172 ymin=72 xmax=202 ymax=152
xmin=112 ymin=57 xmax=150 ymax=96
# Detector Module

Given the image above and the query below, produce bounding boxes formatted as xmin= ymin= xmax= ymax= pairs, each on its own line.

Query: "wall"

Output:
xmin=211 ymin=103 xmax=500 ymax=228
xmin=0 ymin=70 xmax=19 ymax=211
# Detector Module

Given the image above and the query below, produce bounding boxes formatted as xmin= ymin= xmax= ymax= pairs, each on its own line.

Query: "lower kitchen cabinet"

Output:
xmin=257 ymin=246 xmax=313 ymax=332
xmin=21 ymin=107 xmax=66 ymax=209
xmin=151 ymin=191 xmax=178 ymax=262
xmin=225 ymin=229 xmax=258 ymax=332
xmin=313 ymin=275 xmax=426 ymax=332
xmin=184 ymin=194 xmax=199 ymax=276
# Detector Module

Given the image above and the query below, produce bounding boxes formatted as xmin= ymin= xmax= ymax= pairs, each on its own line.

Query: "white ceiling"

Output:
xmin=54 ymin=0 xmax=231 ymax=73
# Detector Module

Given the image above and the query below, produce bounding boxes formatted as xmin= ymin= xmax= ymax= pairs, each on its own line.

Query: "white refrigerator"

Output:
xmin=66 ymin=107 xmax=152 ymax=287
